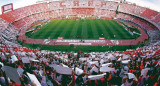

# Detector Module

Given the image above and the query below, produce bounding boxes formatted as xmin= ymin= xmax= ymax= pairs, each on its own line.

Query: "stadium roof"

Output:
xmin=0 ymin=0 xmax=159 ymax=14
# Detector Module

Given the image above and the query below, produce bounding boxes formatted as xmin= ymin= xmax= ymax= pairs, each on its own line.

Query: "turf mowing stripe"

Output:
xmin=102 ymin=20 xmax=119 ymax=39
xmin=50 ymin=20 xmax=69 ymax=39
xmin=31 ymin=20 xmax=59 ymax=39
xmin=59 ymin=20 xmax=75 ymax=38
xmin=104 ymin=20 xmax=124 ymax=39
xmin=101 ymin=20 xmax=114 ymax=39
xmin=38 ymin=20 xmax=58 ymax=33
xmin=89 ymin=19 xmax=99 ymax=38
xmin=27 ymin=19 xmax=135 ymax=40
xmin=33 ymin=20 xmax=62 ymax=39
xmin=86 ymin=19 xmax=94 ymax=39
xmin=70 ymin=20 xmax=81 ymax=39
xmin=76 ymin=20 xmax=83 ymax=39
xmin=107 ymin=20 xmax=126 ymax=39
xmin=81 ymin=20 xmax=88 ymax=39
xmin=64 ymin=19 xmax=76 ymax=39
xmin=93 ymin=19 xmax=106 ymax=38
xmin=113 ymin=21 xmax=132 ymax=37
xmin=43 ymin=20 xmax=65 ymax=39
xmin=96 ymin=19 xmax=111 ymax=39
xmin=111 ymin=21 xmax=132 ymax=39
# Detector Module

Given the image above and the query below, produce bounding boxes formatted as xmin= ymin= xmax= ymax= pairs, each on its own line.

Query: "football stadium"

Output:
xmin=0 ymin=0 xmax=160 ymax=86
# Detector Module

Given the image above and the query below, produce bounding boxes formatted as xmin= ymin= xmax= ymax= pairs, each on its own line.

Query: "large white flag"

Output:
xmin=27 ymin=73 xmax=41 ymax=86
xmin=88 ymin=73 xmax=106 ymax=80
xmin=51 ymin=64 xmax=72 ymax=75
xmin=2 ymin=66 xmax=21 ymax=84
xmin=75 ymin=67 xmax=84 ymax=75
xmin=11 ymin=55 xmax=18 ymax=63
xmin=100 ymin=66 xmax=115 ymax=72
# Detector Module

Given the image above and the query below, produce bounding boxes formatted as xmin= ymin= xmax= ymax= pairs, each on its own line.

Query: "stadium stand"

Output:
xmin=152 ymin=13 xmax=160 ymax=23
xmin=0 ymin=18 xmax=8 ymax=32
xmin=118 ymin=3 xmax=146 ymax=16
xmin=116 ymin=13 xmax=134 ymax=21
xmin=141 ymin=9 xmax=159 ymax=20
xmin=0 ymin=40 xmax=159 ymax=86
xmin=132 ymin=18 xmax=157 ymax=31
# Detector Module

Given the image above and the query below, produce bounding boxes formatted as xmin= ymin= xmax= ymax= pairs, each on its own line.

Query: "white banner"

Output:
xmin=57 ymin=40 xmax=105 ymax=43
xmin=27 ymin=73 xmax=41 ymax=86
xmin=100 ymin=66 xmax=115 ymax=72
xmin=88 ymin=73 xmax=106 ymax=80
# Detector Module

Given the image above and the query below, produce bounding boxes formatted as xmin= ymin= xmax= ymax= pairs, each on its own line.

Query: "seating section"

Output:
xmin=0 ymin=18 xmax=8 ymax=32
xmin=116 ymin=13 xmax=134 ymax=21
xmin=72 ymin=8 xmax=95 ymax=16
xmin=141 ymin=9 xmax=159 ymax=20
xmin=29 ymin=3 xmax=48 ymax=14
xmin=119 ymin=3 xmax=146 ymax=15
xmin=0 ymin=18 xmax=19 ymax=46
xmin=132 ymin=18 xmax=157 ymax=31
xmin=0 ymin=11 xmax=14 ymax=23
xmin=119 ymin=3 xmax=160 ymax=26
xmin=104 ymin=1 xmax=118 ymax=10
xmin=151 ymin=13 xmax=160 ymax=23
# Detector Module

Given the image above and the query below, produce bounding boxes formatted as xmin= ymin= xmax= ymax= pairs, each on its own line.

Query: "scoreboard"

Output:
xmin=1 ymin=3 xmax=13 ymax=14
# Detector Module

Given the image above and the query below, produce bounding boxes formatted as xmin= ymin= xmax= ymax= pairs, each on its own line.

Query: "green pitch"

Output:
xmin=26 ymin=19 xmax=139 ymax=39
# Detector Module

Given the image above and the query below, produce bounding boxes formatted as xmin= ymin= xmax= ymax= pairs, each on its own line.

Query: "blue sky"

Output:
xmin=0 ymin=0 xmax=159 ymax=13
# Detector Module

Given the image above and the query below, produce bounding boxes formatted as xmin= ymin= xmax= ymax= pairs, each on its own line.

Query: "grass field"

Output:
xmin=26 ymin=19 xmax=139 ymax=39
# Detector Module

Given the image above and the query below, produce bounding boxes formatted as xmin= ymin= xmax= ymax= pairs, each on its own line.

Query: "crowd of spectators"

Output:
xmin=118 ymin=3 xmax=146 ymax=16
xmin=0 ymin=40 xmax=159 ymax=86
xmin=0 ymin=18 xmax=19 ymax=46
